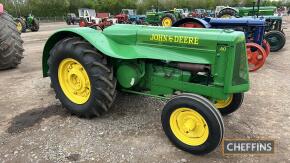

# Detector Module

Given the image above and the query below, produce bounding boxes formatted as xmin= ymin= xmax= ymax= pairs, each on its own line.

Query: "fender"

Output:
xmin=0 ymin=4 xmax=3 ymax=14
xmin=172 ymin=18 xmax=211 ymax=28
xmin=43 ymin=25 xmax=244 ymax=77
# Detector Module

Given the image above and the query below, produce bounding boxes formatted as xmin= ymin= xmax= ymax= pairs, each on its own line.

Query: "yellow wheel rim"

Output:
xmin=16 ymin=22 xmax=22 ymax=32
xmin=58 ymin=58 xmax=91 ymax=104
xmin=221 ymin=14 xmax=232 ymax=18
xmin=170 ymin=108 xmax=209 ymax=146
xmin=162 ymin=17 xmax=172 ymax=27
xmin=215 ymin=95 xmax=233 ymax=109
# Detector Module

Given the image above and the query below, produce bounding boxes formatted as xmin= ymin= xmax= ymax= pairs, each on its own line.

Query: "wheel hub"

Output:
xmin=58 ymin=58 xmax=91 ymax=104
xmin=162 ymin=17 xmax=172 ymax=27
xmin=170 ymin=108 xmax=209 ymax=146
xmin=215 ymin=95 xmax=233 ymax=109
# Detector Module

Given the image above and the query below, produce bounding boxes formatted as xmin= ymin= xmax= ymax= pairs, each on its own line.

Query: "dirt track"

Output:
xmin=0 ymin=21 xmax=290 ymax=162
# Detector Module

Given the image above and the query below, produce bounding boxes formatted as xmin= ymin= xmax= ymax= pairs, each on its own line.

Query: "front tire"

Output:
xmin=214 ymin=93 xmax=244 ymax=116
xmin=162 ymin=94 xmax=224 ymax=155
xmin=48 ymin=37 xmax=116 ymax=118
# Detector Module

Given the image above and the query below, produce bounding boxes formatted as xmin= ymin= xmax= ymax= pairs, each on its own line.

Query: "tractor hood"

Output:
xmin=206 ymin=18 xmax=265 ymax=26
xmin=43 ymin=24 xmax=246 ymax=77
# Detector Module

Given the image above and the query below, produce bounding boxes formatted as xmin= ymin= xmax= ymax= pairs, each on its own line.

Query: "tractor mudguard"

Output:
xmin=43 ymin=24 xmax=245 ymax=77
xmin=173 ymin=18 xmax=211 ymax=28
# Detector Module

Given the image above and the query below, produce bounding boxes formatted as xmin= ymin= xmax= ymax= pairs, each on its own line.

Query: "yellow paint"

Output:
xmin=170 ymin=108 xmax=209 ymax=146
xmin=162 ymin=17 xmax=173 ymax=27
xmin=58 ymin=58 xmax=91 ymax=104
xmin=215 ymin=95 xmax=233 ymax=109
xmin=149 ymin=34 xmax=199 ymax=46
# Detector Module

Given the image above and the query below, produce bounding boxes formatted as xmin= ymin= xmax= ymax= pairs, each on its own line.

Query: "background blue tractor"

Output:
xmin=172 ymin=17 xmax=269 ymax=72
xmin=115 ymin=9 xmax=146 ymax=24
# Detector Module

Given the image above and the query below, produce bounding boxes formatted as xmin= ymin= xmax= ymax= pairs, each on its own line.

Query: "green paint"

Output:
xmin=42 ymin=24 xmax=250 ymax=101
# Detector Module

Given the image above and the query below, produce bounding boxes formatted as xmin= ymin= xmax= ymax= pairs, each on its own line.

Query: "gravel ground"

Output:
xmin=0 ymin=21 xmax=290 ymax=163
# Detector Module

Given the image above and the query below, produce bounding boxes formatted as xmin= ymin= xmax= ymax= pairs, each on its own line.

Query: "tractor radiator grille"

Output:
xmin=232 ymin=43 xmax=249 ymax=86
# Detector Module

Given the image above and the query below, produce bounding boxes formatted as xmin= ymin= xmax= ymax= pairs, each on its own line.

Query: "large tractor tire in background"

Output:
xmin=217 ymin=8 xmax=238 ymax=18
xmin=30 ymin=18 xmax=39 ymax=32
xmin=0 ymin=11 xmax=24 ymax=70
xmin=161 ymin=13 xmax=177 ymax=27
xmin=264 ymin=30 xmax=286 ymax=52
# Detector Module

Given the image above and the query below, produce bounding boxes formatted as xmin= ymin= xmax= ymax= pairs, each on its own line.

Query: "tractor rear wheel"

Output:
xmin=30 ymin=18 xmax=39 ymax=32
xmin=214 ymin=93 xmax=244 ymax=116
xmin=217 ymin=8 xmax=238 ymax=18
xmin=0 ymin=11 xmax=24 ymax=70
xmin=162 ymin=94 xmax=224 ymax=155
xmin=48 ymin=37 xmax=116 ymax=118
xmin=172 ymin=18 xmax=206 ymax=28
xmin=15 ymin=18 xmax=26 ymax=33
xmin=79 ymin=18 xmax=87 ymax=27
xmin=265 ymin=30 xmax=286 ymax=52
xmin=161 ymin=13 xmax=177 ymax=27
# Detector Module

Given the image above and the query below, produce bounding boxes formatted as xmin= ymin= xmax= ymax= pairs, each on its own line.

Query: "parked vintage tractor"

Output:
xmin=146 ymin=8 xmax=183 ymax=26
xmin=216 ymin=5 xmax=276 ymax=18
xmin=65 ymin=13 xmax=79 ymax=25
xmin=14 ymin=14 xmax=40 ymax=33
xmin=115 ymin=9 xmax=146 ymax=24
xmin=78 ymin=8 xmax=117 ymax=29
xmin=0 ymin=4 xmax=24 ymax=70
xmin=172 ymin=17 xmax=269 ymax=72
xmin=42 ymin=24 xmax=250 ymax=155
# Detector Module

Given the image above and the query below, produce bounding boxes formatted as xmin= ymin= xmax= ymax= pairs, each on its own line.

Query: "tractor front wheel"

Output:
xmin=214 ymin=93 xmax=244 ymax=116
xmin=265 ymin=30 xmax=286 ymax=52
xmin=161 ymin=13 xmax=177 ymax=27
xmin=48 ymin=37 xmax=116 ymax=118
xmin=246 ymin=43 xmax=267 ymax=72
xmin=161 ymin=94 xmax=224 ymax=155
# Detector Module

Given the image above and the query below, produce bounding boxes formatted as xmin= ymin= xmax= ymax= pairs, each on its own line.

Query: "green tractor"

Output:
xmin=146 ymin=8 xmax=183 ymax=27
xmin=216 ymin=6 xmax=276 ymax=18
xmin=42 ymin=24 xmax=250 ymax=155
xmin=0 ymin=4 xmax=24 ymax=70
xmin=15 ymin=14 xmax=39 ymax=33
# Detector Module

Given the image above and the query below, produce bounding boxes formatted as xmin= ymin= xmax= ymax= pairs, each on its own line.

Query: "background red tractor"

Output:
xmin=0 ymin=3 xmax=24 ymax=70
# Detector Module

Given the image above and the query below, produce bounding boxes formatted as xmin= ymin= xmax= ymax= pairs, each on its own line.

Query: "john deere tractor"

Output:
xmin=0 ymin=4 xmax=24 ymax=70
xmin=15 ymin=14 xmax=39 ymax=33
xmin=146 ymin=8 xmax=183 ymax=26
xmin=43 ymin=24 xmax=250 ymax=155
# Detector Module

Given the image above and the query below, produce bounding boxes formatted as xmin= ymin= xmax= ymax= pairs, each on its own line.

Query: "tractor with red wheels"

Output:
xmin=0 ymin=3 xmax=24 ymax=70
xmin=172 ymin=17 xmax=270 ymax=72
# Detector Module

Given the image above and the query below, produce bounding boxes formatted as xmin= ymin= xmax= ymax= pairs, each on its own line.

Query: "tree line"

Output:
xmin=0 ymin=0 xmax=288 ymax=17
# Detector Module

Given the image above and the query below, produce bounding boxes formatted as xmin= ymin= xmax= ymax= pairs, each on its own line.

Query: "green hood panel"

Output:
xmin=43 ymin=24 xmax=245 ymax=77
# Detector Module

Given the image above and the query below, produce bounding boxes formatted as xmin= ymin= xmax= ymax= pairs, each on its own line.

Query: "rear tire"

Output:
xmin=161 ymin=13 xmax=177 ymax=27
xmin=48 ymin=37 xmax=116 ymax=118
xmin=162 ymin=94 xmax=224 ymax=155
xmin=265 ymin=30 xmax=286 ymax=52
xmin=30 ymin=18 xmax=39 ymax=32
xmin=0 ymin=11 xmax=24 ymax=70
xmin=217 ymin=8 xmax=238 ymax=18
